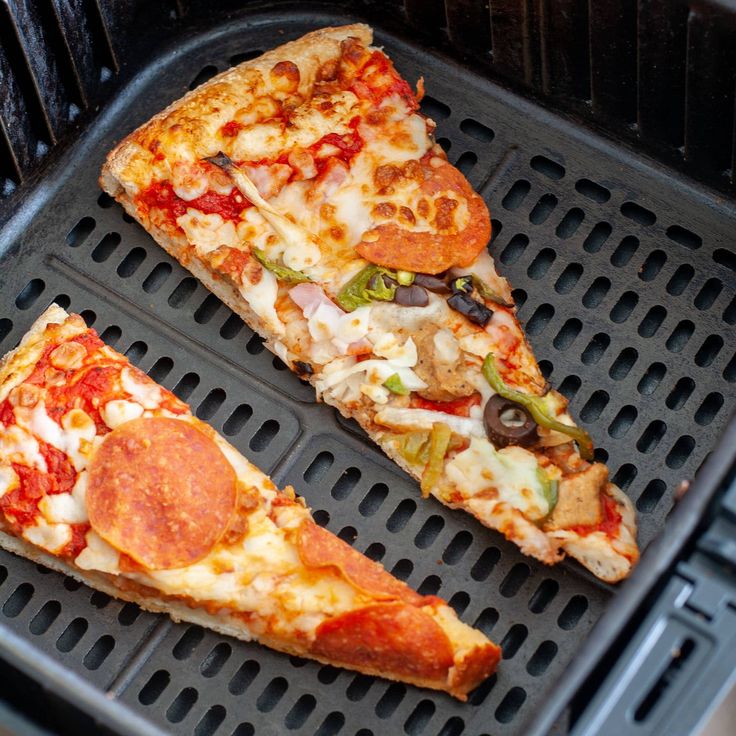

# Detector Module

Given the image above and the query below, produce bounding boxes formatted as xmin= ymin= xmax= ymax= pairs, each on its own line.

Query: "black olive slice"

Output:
xmin=414 ymin=273 xmax=451 ymax=293
xmin=483 ymin=394 xmax=539 ymax=448
xmin=394 ymin=284 xmax=429 ymax=307
xmin=293 ymin=360 xmax=314 ymax=376
xmin=447 ymin=292 xmax=493 ymax=326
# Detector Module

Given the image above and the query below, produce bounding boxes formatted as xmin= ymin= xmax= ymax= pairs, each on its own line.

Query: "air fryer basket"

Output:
xmin=0 ymin=3 xmax=734 ymax=736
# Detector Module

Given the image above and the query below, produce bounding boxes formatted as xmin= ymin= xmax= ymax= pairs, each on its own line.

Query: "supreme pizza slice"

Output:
xmin=0 ymin=305 xmax=499 ymax=698
xmin=100 ymin=24 xmax=639 ymax=581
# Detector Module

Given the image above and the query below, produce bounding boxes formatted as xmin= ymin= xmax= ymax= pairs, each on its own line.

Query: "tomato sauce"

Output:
xmin=62 ymin=523 xmax=90 ymax=559
xmin=0 ymin=400 xmax=14 ymax=427
xmin=411 ymin=393 xmax=481 ymax=418
xmin=221 ymin=120 xmax=244 ymax=137
xmin=350 ymin=51 xmax=419 ymax=112
xmin=570 ymin=493 xmax=622 ymax=538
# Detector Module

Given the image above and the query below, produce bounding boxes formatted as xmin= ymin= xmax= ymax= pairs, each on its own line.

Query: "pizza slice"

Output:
xmin=0 ymin=305 xmax=499 ymax=699
xmin=99 ymin=24 xmax=639 ymax=581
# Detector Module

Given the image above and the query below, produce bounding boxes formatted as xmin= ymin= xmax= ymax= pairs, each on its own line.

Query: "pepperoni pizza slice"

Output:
xmin=100 ymin=24 xmax=639 ymax=581
xmin=0 ymin=305 xmax=499 ymax=699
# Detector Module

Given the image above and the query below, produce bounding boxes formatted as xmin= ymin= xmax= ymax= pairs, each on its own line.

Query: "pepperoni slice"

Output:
xmin=297 ymin=521 xmax=423 ymax=605
xmin=355 ymin=160 xmax=491 ymax=274
xmin=311 ymin=603 xmax=455 ymax=682
xmin=86 ymin=417 xmax=237 ymax=570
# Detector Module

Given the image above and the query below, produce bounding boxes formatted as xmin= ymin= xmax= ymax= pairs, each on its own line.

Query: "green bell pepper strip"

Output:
xmin=252 ymin=248 xmax=311 ymax=283
xmin=336 ymin=264 xmax=415 ymax=311
xmin=481 ymin=353 xmax=594 ymax=461
xmin=420 ymin=422 xmax=452 ymax=498
xmin=471 ymin=275 xmax=514 ymax=307
xmin=384 ymin=373 xmax=410 ymax=395
xmin=395 ymin=431 xmax=431 ymax=466
xmin=538 ymin=469 xmax=559 ymax=514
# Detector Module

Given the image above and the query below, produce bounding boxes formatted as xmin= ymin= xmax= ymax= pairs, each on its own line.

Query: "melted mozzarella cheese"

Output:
xmin=0 ymin=465 xmax=19 ymax=499
xmin=177 ymin=210 xmax=239 ymax=255
xmin=120 ymin=367 xmax=163 ymax=409
xmin=39 ymin=488 xmax=87 ymax=524
xmin=23 ymin=518 xmax=72 ymax=554
xmin=445 ymin=438 xmax=549 ymax=519
xmin=374 ymin=407 xmax=484 ymax=438
xmin=239 ymin=268 xmax=284 ymax=336
xmin=75 ymin=530 xmax=120 ymax=573
xmin=101 ymin=399 xmax=144 ymax=429
xmin=0 ymin=422 xmax=47 ymax=471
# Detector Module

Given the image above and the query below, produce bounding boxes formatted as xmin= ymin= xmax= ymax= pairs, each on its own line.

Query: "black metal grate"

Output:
xmin=0 ymin=9 xmax=734 ymax=736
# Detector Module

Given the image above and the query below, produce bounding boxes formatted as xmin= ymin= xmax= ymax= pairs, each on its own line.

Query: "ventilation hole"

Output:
xmin=414 ymin=515 xmax=444 ymax=549
xmin=169 ymin=277 xmax=198 ymax=308
xmin=257 ymin=676 xmax=290 ymax=713
xmin=666 ymin=264 xmax=695 ymax=295
xmin=694 ymin=335 xmax=723 ymax=367
xmin=29 ymin=599 xmax=61 ymax=634
xmin=554 ymin=262 xmax=583 ymax=293
xmin=364 ymin=542 xmax=385 ymax=561
xmin=502 ymin=180 xmax=531 ymax=210
xmin=501 ymin=623 xmax=528 ymax=659
xmin=724 ymin=354 xmax=736 ymax=382
xmin=246 ymin=333 xmax=265 ymax=355
xmin=318 ymin=665 xmax=340 ymax=684
xmin=638 ymin=306 xmax=667 ymax=337
xmin=528 ymin=578 xmax=559 ymax=613
xmin=468 ymin=673 xmax=497 ymax=706
xmin=66 ymin=216 xmax=95 ymax=247
xmin=201 ymin=642 xmax=231 ymax=678
xmin=388 ymin=559 xmax=412 ymax=582
xmin=553 ymin=318 xmax=582 ymax=350
xmin=526 ymin=303 xmax=554 ymax=336
xmin=192 ymin=294 xmax=222 ymax=324
xmin=500 ymin=563 xmax=531 ymax=597
xmin=513 ymin=288 xmax=527 ymax=307
xmin=581 ymin=333 xmax=611 ymax=365
xmin=347 ymin=674 xmax=374 ymax=702
xmin=386 ymin=499 xmax=416 ymax=532
xmin=77 ymin=310 xmax=95 ymax=327
xmin=418 ymin=575 xmax=441 ymax=596
xmin=448 ymin=591 xmax=470 ymax=616
xmin=167 ymin=687 xmax=198 ymax=723
xmin=331 ymin=467 xmax=361 ymax=500
xmin=356 ymin=483 xmax=387 ymax=518
xmin=304 ymin=451 xmax=334 ymax=484
xmin=148 ymin=356 xmax=173 ymax=383
xmin=118 ymin=602 xmax=140 ymax=625
xmin=91 ymin=232 xmax=121 ymax=262
xmin=527 ymin=640 xmax=558 ymax=677
xmin=558 ymin=374 xmax=581 ymax=399
xmin=99 ymin=325 xmax=121 ymax=346
xmin=527 ymin=247 xmax=557 ymax=279
xmin=500 ymin=233 xmax=529 ymax=264
xmin=471 ymin=547 xmax=500 ymax=581
xmin=491 ymin=219 xmax=503 ymax=242
xmin=723 ymin=296 xmax=736 ymax=325
xmin=666 ymin=320 xmax=694 ymax=352
xmin=612 ymin=463 xmax=638 ymax=490
xmin=621 ymin=201 xmax=656 ymax=225
xmin=15 ymin=279 xmax=45 ymax=310
xmin=437 ymin=716 xmax=464 ymax=736
xmin=639 ymin=250 xmax=667 ymax=281
xmin=229 ymin=660 xmax=260 ymax=695
xmin=117 ymin=247 xmax=146 ymax=277
xmin=56 ymin=617 xmax=88 ymax=652
xmin=53 ymin=294 xmax=71 ymax=310
xmin=693 ymin=278 xmax=722 ymax=310
xmin=580 ymin=390 xmax=609 ymax=421
xmin=189 ymin=64 xmax=218 ymax=90
xmin=139 ymin=669 xmax=170 ymax=705
xmin=609 ymin=348 xmax=638 ymax=380
xmin=3 ymin=583 xmax=34 ymax=617
xmin=83 ymin=635 xmax=114 ymax=670
xmin=538 ymin=360 xmax=553 ymax=379
xmin=0 ymin=318 xmax=12 ymax=345
xmin=530 ymin=155 xmax=565 ymax=180
xmin=583 ymin=222 xmax=612 ymax=253
xmin=142 ymin=262 xmax=172 ymax=293
xmin=376 ymin=683 xmax=406 ymax=718
xmin=556 ymin=208 xmax=585 ymax=238
xmin=221 ymin=404 xmax=252 ymax=436
xmin=313 ymin=509 xmax=330 ymax=527
xmin=666 ymin=435 xmax=695 ymax=469
xmin=495 ymin=686 xmax=527 ymax=723
xmin=611 ymin=236 xmax=639 ymax=267
xmin=272 ymin=355 xmax=288 ymax=371
xmin=337 ymin=526 xmax=357 ymax=546
xmin=229 ymin=48 xmax=264 ymax=65
xmin=220 ymin=313 xmax=244 ymax=339
xmin=667 ymin=225 xmax=702 ymax=250
xmin=405 ymin=699 xmax=436 ymax=735
xmin=196 ymin=388 xmax=225 ymax=421
xmin=575 ymin=178 xmax=610 ymax=203
xmin=173 ymin=372 xmax=199 ymax=401
xmin=582 ymin=277 xmax=611 ymax=308
xmin=666 ymin=377 xmax=695 ymax=410
xmin=232 ymin=724 xmax=254 ymax=736
xmin=456 ymin=151 xmax=477 ymax=176
xmin=608 ymin=405 xmax=637 ymax=438
xmin=249 ymin=419 xmax=279 ymax=452
xmin=90 ymin=591 xmax=110 ymax=608
xmin=315 ymin=712 xmax=345 ymax=736
xmin=0 ymin=566 xmax=6 ymax=587
xmin=421 ymin=95 xmax=450 ymax=120
xmin=637 ymin=479 xmax=667 ymax=512
xmin=528 ymin=193 xmax=559 ymax=225
xmin=443 ymin=531 xmax=473 ymax=565
xmin=558 ymin=595 xmax=588 ymax=629
xmin=695 ymin=392 xmax=723 ymax=426
xmin=64 ymin=576 xmax=82 ymax=592
xmin=124 ymin=341 xmax=147 ymax=366
xmin=459 ymin=117 xmax=494 ymax=141
xmin=285 ymin=694 xmax=316 ymax=729
xmin=173 ymin=626 xmax=204 ymax=660
xmin=610 ymin=291 xmax=639 ymax=323
xmin=194 ymin=705 xmax=227 ymax=736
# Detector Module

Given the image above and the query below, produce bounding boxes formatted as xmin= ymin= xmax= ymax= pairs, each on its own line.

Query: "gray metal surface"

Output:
xmin=0 ymin=9 xmax=734 ymax=736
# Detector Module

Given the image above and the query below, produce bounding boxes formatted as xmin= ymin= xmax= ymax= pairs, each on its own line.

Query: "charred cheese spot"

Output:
xmin=372 ymin=201 xmax=396 ymax=219
xmin=270 ymin=60 xmax=300 ymax=93
xmin=398 ymin=206 xmax=416 ymax=225
xmin=433 ymin=196 xmax=459 ymax=231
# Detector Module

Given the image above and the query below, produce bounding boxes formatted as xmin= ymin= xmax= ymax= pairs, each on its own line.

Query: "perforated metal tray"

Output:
xmin=0 ymin=9 xmax=734 ymax=736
